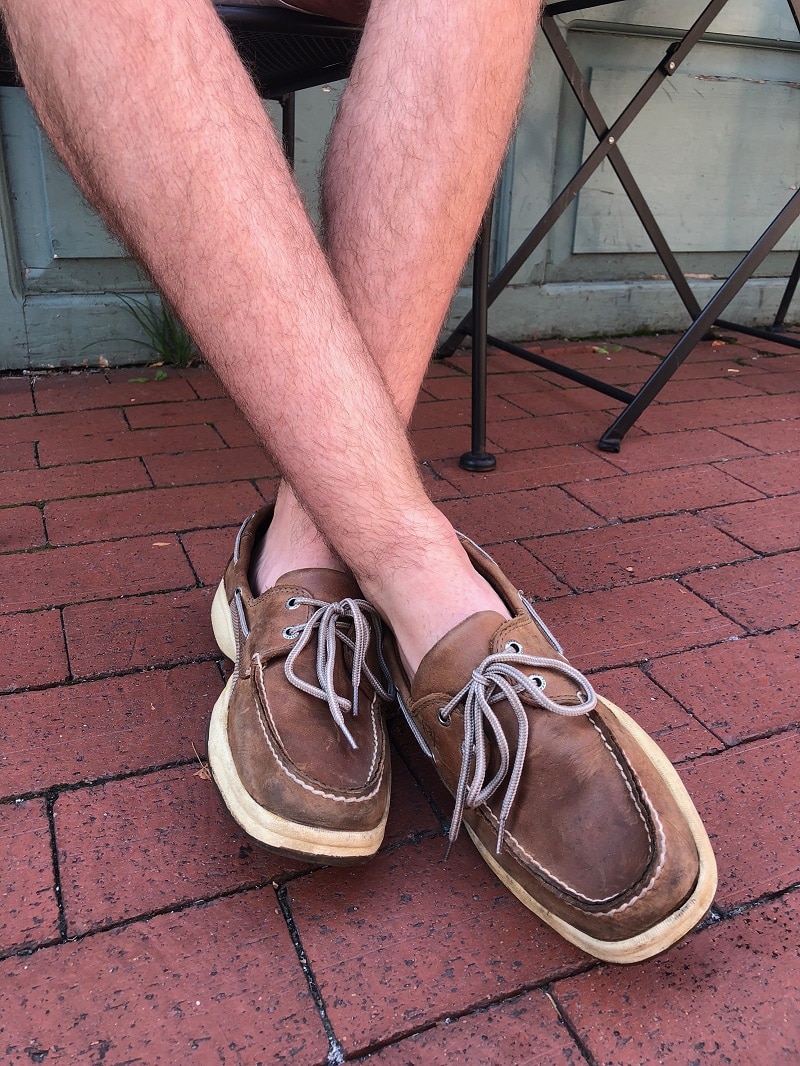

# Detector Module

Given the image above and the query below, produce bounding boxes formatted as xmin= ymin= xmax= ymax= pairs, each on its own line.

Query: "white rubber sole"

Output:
xmin=467 ymin=694 xmax=717 ymax=964
xmin=208 ymin=580 xmax=389 ymax=864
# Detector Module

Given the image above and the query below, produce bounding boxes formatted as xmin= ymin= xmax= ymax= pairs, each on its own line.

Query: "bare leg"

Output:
xmin=256 ymin=0 xmax=540 ymax=612
xmin=1 ymin=0 xmax=534 ymax=671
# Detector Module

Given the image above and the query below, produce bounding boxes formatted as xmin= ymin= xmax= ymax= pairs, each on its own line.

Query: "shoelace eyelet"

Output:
xmin=530 ymin=674 xmax=546 ymax=689
xmin=437 ymin=708 xmax=452 ymax=727
xmin=505 ymin=640 xmax=523 ymax=654
xmin=285 ymin=597 xmax=301 ymax=610
xmin=282 ymin=626 xmax=298 ymax=640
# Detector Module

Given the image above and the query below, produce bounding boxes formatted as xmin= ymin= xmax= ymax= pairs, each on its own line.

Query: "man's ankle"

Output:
xmin=250 ymin=496 xmax=346 ymax=595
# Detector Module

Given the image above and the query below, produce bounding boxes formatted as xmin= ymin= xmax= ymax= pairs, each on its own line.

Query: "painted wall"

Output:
xmin=1 ymin=1 xmax=799 ymax=369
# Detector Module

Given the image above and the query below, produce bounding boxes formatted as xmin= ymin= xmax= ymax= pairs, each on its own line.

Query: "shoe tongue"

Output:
xmin=412 ymin=611 xmax=506 ymax=702
xmin=272 ymin=567 xmax=362 ymax=604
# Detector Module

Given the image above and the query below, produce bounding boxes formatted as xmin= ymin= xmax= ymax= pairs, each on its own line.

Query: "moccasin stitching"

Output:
xmin=252 ymin=654 xmax=383 ymax=804
xmin=603 ymin=794 xmax=668 ymax=916
xmin=471 ymin=715 xmax=655 ymax=906
xmin=483 ymin=775 xmax=667 ymax=911
xmin=491 ymin=813 xmax=633 ymax=906
xmin=588 ymin=715 xmax=651 ymax=839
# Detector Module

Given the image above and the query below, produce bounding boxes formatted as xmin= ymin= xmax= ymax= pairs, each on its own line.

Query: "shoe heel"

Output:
xmin=211 ymin=579 xmax=236 ymax=660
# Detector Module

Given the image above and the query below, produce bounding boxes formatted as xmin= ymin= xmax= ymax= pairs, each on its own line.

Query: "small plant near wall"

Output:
xmin=116 ymin=293 xmax=199 ymax=369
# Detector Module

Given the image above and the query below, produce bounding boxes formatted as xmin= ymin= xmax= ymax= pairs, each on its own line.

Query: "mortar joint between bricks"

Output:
xmin=44 ymin=788 xmax=68 ymax=941
xmin=274 ymin=884 xmax=345 ymax=1065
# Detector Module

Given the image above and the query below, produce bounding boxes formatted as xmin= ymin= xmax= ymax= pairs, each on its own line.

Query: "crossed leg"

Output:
xmin=1 ymin=0 xmax=718 ymax=959
xmin=2 ymin=0 xmax=538 ymax=672
xmin=258 ymin=0 xmax=540 ymax=615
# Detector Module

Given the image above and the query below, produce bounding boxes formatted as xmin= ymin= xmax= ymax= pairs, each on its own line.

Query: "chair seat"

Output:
xmin=232 ymin=0 xmax=368 ymax=26
xmin=0 ymin=6 xmax=363 ymax=96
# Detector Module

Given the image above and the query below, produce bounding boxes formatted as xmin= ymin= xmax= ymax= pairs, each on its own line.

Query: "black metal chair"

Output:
xmin=444 ymin=0 xmax=800 ymax=464
xmin=216 ymin=4 xmax=361 ymax=165
xmin=0 ymin=4 xmax=362 ymax=167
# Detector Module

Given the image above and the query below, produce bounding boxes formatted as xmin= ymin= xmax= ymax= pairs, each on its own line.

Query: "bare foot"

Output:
xmin=359 ymin=518 xmax=512 ymax=677
xmin=250 ymin=482 xmax=347 ymax=593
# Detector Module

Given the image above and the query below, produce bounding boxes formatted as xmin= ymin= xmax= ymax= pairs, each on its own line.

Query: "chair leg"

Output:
xmin=280 ymin=92 xmax=296 ymax=168
xmin=772 ymin=249 xmax=800 ymax=330
xmin=460 ymin=199 xmax=496 ymax=472
xmin=598 ymin=185 xmax=800 ymax=452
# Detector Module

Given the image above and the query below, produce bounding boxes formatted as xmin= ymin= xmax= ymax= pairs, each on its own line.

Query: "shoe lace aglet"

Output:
xmin=341 ymin=723 xmax=359 ymax=751
xmin=495 ymin=818 xmax=506 ymax=856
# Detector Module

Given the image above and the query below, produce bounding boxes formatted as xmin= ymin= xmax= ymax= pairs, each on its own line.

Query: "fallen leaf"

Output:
xmin=711 ymin=340 xmax=725 ymax=347
xmin=152 ymin=541 xmax=170 ymax=547
xmin=98 ymin=356 xmax=109 ymax=368
xmin=191 ymin=741 xmax=211 ymax=781
xmin=726 ymin=368 xmax=740 ymax=374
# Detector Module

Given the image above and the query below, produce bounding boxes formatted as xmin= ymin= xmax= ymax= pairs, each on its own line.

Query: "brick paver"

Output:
xmin=527 ymin=513 xmax=752 ymax=592
xmin=0 ymin=893 xmax=329 ymax=1064
xmin=438 ymin=484 xmax=598 ymax=542
xmin=648 ymin=629 xmax=800 ymax=745
xmin=1 ymin=504 xmax=46 ymax=553
xmin=0 ymin=798 xmax=60 ymax=955
xmin=1 ymin=340 xmax=798 ymax=1062
xmin=706 ymin=494 xmax=800 ymax=553
xmin=0 ymin=662 xmax=218 ymax=798
xmin=364 ymin=990 xmax=579 ymax=1063
xmin=0 ymin=610 xmax=69 ymax=693
xmin=552 ymin=894 xmax=799 ymax=1064
xmin=0 ymin=534 xmax=195 ymax=614
xmin=33 ymin=370 xmax=196 ymax=413
xmin=564 ymin=464 xmax=764 ymax=521
xmin=681 ymin=733 xmax=800 ymax=911
xmin=539 ymin=580 xmax=743 ymax=671
xmin=0 ymin=457 xmax=150 ymax=506
xmin=45 ymin=481 xmax=263 ymax=545
xmin=716 ymin=450 xmax=800 ymax=495
xmin=587 ymin=666 xmax=723 ymax=764
xmin=684 ymin=553 xmax=800 ymax=631
xmin=288 ymin=837 xmax=588 ymax=1055
xmin=63 ymin=586 xmax=217 ymax=677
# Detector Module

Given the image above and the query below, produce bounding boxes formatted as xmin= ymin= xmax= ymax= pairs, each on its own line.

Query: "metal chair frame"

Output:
xmin=442 ymin=0 xmax=800 ymax=464
xmin=0 ymin=5 xmax=361 ymax=172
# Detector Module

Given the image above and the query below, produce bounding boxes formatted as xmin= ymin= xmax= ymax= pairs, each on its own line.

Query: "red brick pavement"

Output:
xmin=1 ymin=334 xmax=798 ymax=1063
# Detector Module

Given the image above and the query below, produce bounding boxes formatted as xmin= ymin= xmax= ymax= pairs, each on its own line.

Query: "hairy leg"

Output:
xmin=1 ymin=0 xmax=532 ymax=671
xmin=257 ymin=0 xmax=540 ymax=591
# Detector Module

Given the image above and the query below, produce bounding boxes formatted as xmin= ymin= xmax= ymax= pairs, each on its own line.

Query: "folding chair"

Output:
xmin=444 ymin=0 xmax=800 ymax=466
xmin=0 ymin=3 xmax=362 ymax=193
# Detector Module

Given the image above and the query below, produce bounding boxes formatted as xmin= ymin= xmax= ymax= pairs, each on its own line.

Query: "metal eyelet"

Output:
xmin=505 ymin=640 xmax=523 ymax=654
xmin=285 ymin=597 xmax=301 ymax=610
xmin=282 ymin=626 xmax=297 ymax=640
xmin=529 ymin=674 xmax=546 ymax=689
xmin=437 ymin=708 xmax=451 ymax=727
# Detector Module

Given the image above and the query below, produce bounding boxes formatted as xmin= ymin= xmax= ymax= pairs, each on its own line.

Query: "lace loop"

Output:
xmin=282 ymin=596 xmax=392 ymax=750
xmin=443 ymin=651 xmax=596 ymax=854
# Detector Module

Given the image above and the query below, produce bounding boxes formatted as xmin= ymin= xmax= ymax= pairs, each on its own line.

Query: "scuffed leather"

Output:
xmin=222 ymin=509 xmax=390 ymax=834
xmin=390 ymin=538 xmax=702 ymax=944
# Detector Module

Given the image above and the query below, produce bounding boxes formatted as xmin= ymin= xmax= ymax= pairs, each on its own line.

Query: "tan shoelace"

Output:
xmin=282 ymin=596 xmax=392 ymax=749
xmin=438 ymin=652 xmax=597 ymax=853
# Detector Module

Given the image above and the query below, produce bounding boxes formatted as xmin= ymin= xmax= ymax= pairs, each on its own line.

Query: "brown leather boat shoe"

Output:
xmin=208 ymin=507 xmax=392 ymax=865
xmin=387 ymin=535 xmax=717 ymax=963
